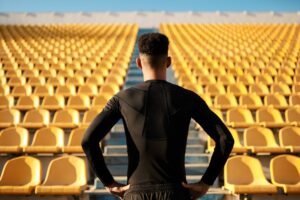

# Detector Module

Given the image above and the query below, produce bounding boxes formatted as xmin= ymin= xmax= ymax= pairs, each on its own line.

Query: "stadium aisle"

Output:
xmin=88 ymin=29 xmax=231 ymax=200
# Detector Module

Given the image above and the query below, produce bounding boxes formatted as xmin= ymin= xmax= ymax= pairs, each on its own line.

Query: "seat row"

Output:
xmin=224 ymin=154 xmax=300 ymax=194
xmin=0 ymin=155 xmax=86 ymax=195
xmin=0 ymin=126 xmax=85 ymax=153
xmin=207 ymin=126 xmax=300 ymax=154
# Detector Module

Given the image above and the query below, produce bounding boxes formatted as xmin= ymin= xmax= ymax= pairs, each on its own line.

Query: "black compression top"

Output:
xmin=81 ymin=79 xmax=234 ymax=187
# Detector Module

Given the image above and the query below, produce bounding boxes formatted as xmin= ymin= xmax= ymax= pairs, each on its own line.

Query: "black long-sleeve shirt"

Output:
xmin=81 ymin=79 xmax=234 ymax=186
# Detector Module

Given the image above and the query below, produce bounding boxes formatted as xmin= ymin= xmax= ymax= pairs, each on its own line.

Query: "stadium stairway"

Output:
xmin=87 ymin=29 xmax=230 ymax=200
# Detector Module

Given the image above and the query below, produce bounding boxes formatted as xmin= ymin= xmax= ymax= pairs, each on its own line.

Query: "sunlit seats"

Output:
xmin=55 ymin=84 xmax=76 ymax=97
xmin=244 ymin=126 xmax=286 ymax=153
xmin=0 ymin=109 xmax=21 ymax=128
xmin=13 ymin=95 xmax=39 ymax=110
xmin=271 ymin=83 xmax=291 ymax=96
xmin=270 ymin=155 xmax=300 ymax=194
xmin=249 ymin=83 xmax=269 ymax=96
xmin=205 ymin=83 xmax=226 ymax=95
xmin=81 ymin=109 xmax=100 ymax=127
xmin=46 ymin=76 xmax=65 ymax=86
xmin=91 ymin=94 xmax=110 ymax=109
xmin=7 ymin=76 xmax=26 ymax=86
xmin=227 ymin=83 xmax=248 ymax=96
xmin=227 ymin=107 xmax=257 ymax=128
xmin=63 ymin=127 xmax=86 ymax=153
xmin=78 ymin=84 xmax=98 ymax=97
xmin=214 ymin=94 xmax=238 ymax=109
xmin=0 ymin=85 xmax=9 ymax=95
xmin=19 ymin=109 xmax=50 ymax=128
xmin=35 ymin=156 xmax=87 ymax=195
xmin=224 ymin=155 xmax=277 ymax=194
xmin=33 ymin=85 xmax=54 ymax=96
xmin=264 ymin=94 xmax=289 ymax=109
xmin=11 ymin=84 xmax=32 ymax=97
xmin=279 ymin=126 xmax=300 ymax=153
xmin=285 ymin=106 xmax=300 ymax=126
xmin=239 ymin=94 xmax=263 ymax=109
xmin=51 ymin=109 xmax=80 ymax=128
xmin=41 ymin=95 xmax=65 ymax=110
xmin=27 ymin=77 xmax=45 ymax=86
xmin=256 ymin=107 xmax=287 ymax=128
xmin=66 ymin=94 xmax=90 ymax=110
xmin=0 ymin=127 xmax=29 ymax=153
xmin=289 ymin=94 xmax=300 ymax=106
xmin=23 ymin=127 xmax=64 ymax=153
xmin=0 ymin=156 xmax=41 ymax=194
xmin=0 ymin=95 xmax=14 ymax=109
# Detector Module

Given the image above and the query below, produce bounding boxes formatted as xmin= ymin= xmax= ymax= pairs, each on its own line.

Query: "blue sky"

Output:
xmin=0 ymin=0 xmax=299 ymax=12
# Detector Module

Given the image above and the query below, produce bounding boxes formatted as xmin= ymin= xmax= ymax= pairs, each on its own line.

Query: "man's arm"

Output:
xmin=81 ymin=96 xmax=122 ymax=186
xmin=191 ymin=93 xmax=234 ymax=186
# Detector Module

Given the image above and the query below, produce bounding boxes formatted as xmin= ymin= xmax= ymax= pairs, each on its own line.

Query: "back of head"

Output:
xmin=138 ymin=33 xmax=169 ymax=69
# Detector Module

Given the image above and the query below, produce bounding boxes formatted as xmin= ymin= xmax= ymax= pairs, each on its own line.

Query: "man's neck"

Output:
xmin=143 ymin=73 xmax=166 ymax=82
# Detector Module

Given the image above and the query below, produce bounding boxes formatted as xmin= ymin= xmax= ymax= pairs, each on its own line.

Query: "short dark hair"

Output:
xmin=138 ymin=33 xmax=169 ymax=56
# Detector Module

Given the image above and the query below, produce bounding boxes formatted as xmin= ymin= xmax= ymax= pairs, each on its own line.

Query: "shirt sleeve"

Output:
xmin=81 ymin=96 xmax=122 ymax=186
xmin=190 ymin=92 xmax=234 ymax=185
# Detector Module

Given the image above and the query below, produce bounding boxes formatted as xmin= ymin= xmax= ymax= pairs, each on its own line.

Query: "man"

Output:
xmin=81 ymin=33 xmax=234 ymax=200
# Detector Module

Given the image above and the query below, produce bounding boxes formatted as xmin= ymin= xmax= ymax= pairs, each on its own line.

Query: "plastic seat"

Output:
xmin=63 ymin=127 xmax=86 ymax=153
xmin=78 ymin=84 xmax=98 ymax=97
xmin=0 ymin=109 xmax=21 ymax=128
xmin=279 ymin=126 xmax=300 ymax=153
xmin=227 ymin=107 xmax=257 ymax=128
xmin=0 ymin=127 xmax=29 ymax=153
xmin=85 ymin=75 xmax=104 ymax=86
xmin=249 ymin=83 xmax=269 ymax=96
xmin=51 ymin=109 xmax=80 ymax=128
xmin=66 ymin=94 xmax=90 ymax=110
xmin=23 ymin=127 xmax=64 ymax=153
xmin=227 ymin=83 xmax=248 ymax=96
xmin=292 ymin=83 xmax=300 ymax=93
xmin=91 ymin=94 xmax=110 ymax=109
xmin=244 ymin=126 xmax=286 ymax=153
xmin=256 ymin=107 xmax=287 ymax=128
xmin=224 ymin=155 xmax=277 ymax=194
xmin=236 ymin=74 xmax=255 ymax=86
xmin=46 ymin=76 xmax=65 ymax=86
xmin=33 ymin=85 xmax=54 ymax=96
xmin=7 ymin=76 xmax=26 ymax=86
xmin=285 ymin=106 xmax=300 ymax=126
xmin=0 ymin=85 xmax=9 ymax=95
xmin=27 ymin=77 xmax=45 ymax=86
xmin=55 ymin=84 xmax=76 ymax=97
xmin=199 ymin=94 xmax=213 ymax=107
xmin=11 ymin=84 xmax=32 ymax=97
xmin=264 ymin=94 xmax=289 ymax=109
xmin=0 ymin=95 xmax=14 ymax=109
xmin=66 ymin=76 xmax=85 ymax=86
xmin=270 ymin=155 xmax=300 ymax=194
xmin=81 ymin=109 xmax=100 ymax=127
xmin=35 ymin=156 xmax=87 ymax=195
xmin=197 ymin=75 xmax=216 ymax=85
xmin=217 ymin=74 xmax=235 ymax=85
xmin=183 ymin=83 xmax=203 ymax=95
xmin=289 ymin=94 xmax=300 ymax=106
xmin=214 ymin=94 xmax=238 ymax=109
xmin=239 ymin=94 xmax=263 ymax=109
xmin=13 ymin=95 xmax=39 ymax=110
xmin=207 ymin=127 xmax=247 ymax=154
xmin=41 ymin=95 xmax=65 ymax=110
xmin=99 ymin=84 xmax=119 ymax=96
xmin=271 ymin=83 xmax=291 ymax=96
xmin=0 ymin=156 xmax=41 ymax=194
xmin=19 ymin=109 xmax=50 ymax=128
xmin=255 ymin=74 xmax=273 ymax=85
xmin=205 ymin=83 xmax=226 ymax=96
xmin=275 ymin=74 xmax=293 ymax=85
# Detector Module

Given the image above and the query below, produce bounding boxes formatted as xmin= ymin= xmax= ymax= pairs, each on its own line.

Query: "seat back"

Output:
xmin=239 ymin=94 xmax=263 ymax=107
xmin=256 ymin=107 xmax=284 ymax=123
xmin=68 ymin=127 xmax=86 ymax=146
xmin=43 ymin=156 xmax=86 ymax=186
xmin=264 ymin=94 xmax=288 ymax=107
xmin=0 ymin=95 xmax=14 ymax=108
xmin=23 ymin=109 xmax=50 ymax=124
xmin=289 ymin=94 xmax=300 ymax=106
xmin=41 ymin=95 xmax=65 ymax=108
xmin=82 ymin=109 xmax=100 ymax=124
xmin=227 ymin=107 xmax=254 ymax=123
xmin=279 ymin=126 xmax=300 ymax=146
xmin=270 ymin=155 xmax=300 ymax=185
xmin=31 ymin=127 xmax=64 ymax=147
xmin=52 ymin=109 xmax=79 ymax=124
xmin=214 ymin=94 xmax=238 ymax=107
xmin=0 ymin=127 xmax=28 ymax=146
xmin=285 ymin=107 xmax=300 ymax=123
xmin=16 ymin=95 xmax=39 ymax=108
xmin=0 ymin=156 xmax=41 ymax=186
xmin=0 ymin=109 xmax=20 ymax=124
xmin=244 ymin=126 xmax=278 ymax=146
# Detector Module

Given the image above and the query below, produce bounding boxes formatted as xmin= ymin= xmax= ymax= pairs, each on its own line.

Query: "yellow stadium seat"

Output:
xmin=227 ymin=107 xmax=257 ymax=128
xmin=289 ymin=94 xmax=300 ymax=106
xmin=27 ymin=77 xmax=46 ymax=86
xmin=264 ymin=94 xmax=289 ymax=109
xmin=285 ymin=106 xmax=300 ymax=126
xmin=217 ymin=74 xmax=236 ymax=85
xmin=40 ymin=69 xmax=56 ymax=77
xmin=292 ymin=83 xmax=300 ymax=93
xmin=7 ymin=76 xmax=26 ymax=86
xmin=224 ymin=155 xmax=277 ymax=194
xmin=0 ymin=156 xmax=41 ymax=194
xmin=270 ymin=155 xmax=300 ymax=194
xmin=13 ymin=95 xmax=39 ymax=110
xmin=279 ymin=126 xmax=300 ymax=153
xmin=0 ymin=109 xmax=21 ymax=128
xmin=199 ymin=94 xmax=213 ymax=107
xmin=207 ymin=127 xmax=247 ymax=154
xmin=75 ymin=69 xmax=92 ymax=77
xmin=244 ymin=126 xmax=286 ymax=153
xmin=33 ymin=85 xmax=54 ymax=96
xmin=23 ymin=127 xmax=64 ymax=153
xmin=66 ymin=94 xmax=90 ymax=110
xmin=239 ymin=94 xmax=263 ymax=109
xmin=91 ymin=94 xmax=110 ymax=109
xmin=214 ymin=94 xmax=238 ymax=109
xmin=197 ymin=75 xmax=217 ymax=85
xmin=249 ymin=83 xmax=269 ymax=96
xmin=20 ymin=109 xmax=50 ymax=128
xmin=227 ymin=83 xmax=248 ymax=96
xmin=35 ymin=156 xmax=87 ymax=195
xmin=66 ymin=76 xmax=85 ymax=86
xmin=183 ymin=83 xmax=203 ymax=95
xmin=81 ymin=109 xmax=100 ymax=127
xmin=99 ymin=84 xmax=120 ymax=96
xmin=46 ymin=76 xmax=65 ymax=86
xmin=86 ymin=75 xmax=104 ymax=86
xmin=275 ymin=74 xmax=293 ymax=85
xmin=11 ymin=84 xmax=32 ymax=97
xmin=0 ymin=85 xmax=9 ymax=95
xmin=78 ymin=84 xmax=98 ymax=97
xmin=51 ymin=109 xmax=80 ymax=128
xmin=256 ymin=107 xmax=287 ymax=128
xmin=270 ymin=83 xmax=291 ymax=96
xmin=236 ymin=74 xmax=255 ymax=85
xmin=0 ymin=95 xmax=14 ymax=109
xmin=55 ymin=84 xmax=76 ymax=97
xmin=0 ymin=127 xmax=29 ymax=153
xmin=255 ymin=74 xmax=273 ymax=85
xmin=63 ymin=127 xmax=86 ymax=153
xmin=41 ymin=95 xmax=65 ymax=110
xmin=205 ymin=83 xmax=226 ymax=96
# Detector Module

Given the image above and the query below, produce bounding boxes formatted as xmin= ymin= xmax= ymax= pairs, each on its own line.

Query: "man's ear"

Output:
xmin=136 ymin=57 xmax=142 ymax=69
xmin=166 ymin=56 xmax=171 ymax=68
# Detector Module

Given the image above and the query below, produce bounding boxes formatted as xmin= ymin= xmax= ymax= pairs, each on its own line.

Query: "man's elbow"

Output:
xmin=81 ymin=137 xmax=90 ymax=151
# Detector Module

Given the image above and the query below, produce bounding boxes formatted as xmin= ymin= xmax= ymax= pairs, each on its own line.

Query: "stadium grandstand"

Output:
xmin=0 ymin=0 xmax=300 ymax=200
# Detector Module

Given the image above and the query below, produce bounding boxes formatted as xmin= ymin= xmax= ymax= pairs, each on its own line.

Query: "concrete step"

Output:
xmin=104 ymin=153 xmax=210 ymax=165
xmin=104 ymin=144 xmax=205 ymax=154
xmin=104 ymin=137 xmax=202 ymax=145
